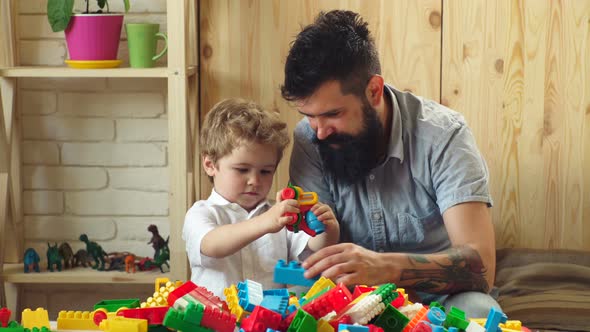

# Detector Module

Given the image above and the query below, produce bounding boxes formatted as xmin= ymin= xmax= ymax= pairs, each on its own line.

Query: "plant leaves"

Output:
xmin=47 ymin=0 xmax=75 ymax=32
xmin=97 ymin=0 xmax=107 ymax=10
xmin=123 ymin=0 xmax=130 ymax=13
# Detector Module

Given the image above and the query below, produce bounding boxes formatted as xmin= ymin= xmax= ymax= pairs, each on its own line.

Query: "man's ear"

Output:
xmin=365 ymin=75 xmax=385 ymax=107
xmin=202 ymin=155 xmax=217 ymax=177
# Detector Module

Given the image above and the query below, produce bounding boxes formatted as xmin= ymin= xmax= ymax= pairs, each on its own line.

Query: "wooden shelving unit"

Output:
xmin=0 ymin=1 xmax=199 ymax=310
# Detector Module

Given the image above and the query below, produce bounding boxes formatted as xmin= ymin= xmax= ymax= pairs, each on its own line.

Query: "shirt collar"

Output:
xmin=207 ymin=189 xmax=271 ymax=216
xmin=384 ymin=84 xmax=404 ymax=163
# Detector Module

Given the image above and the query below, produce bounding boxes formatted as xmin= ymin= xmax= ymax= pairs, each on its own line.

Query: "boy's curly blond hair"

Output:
xmin=201 ymin=98 xmax=290 ymax=164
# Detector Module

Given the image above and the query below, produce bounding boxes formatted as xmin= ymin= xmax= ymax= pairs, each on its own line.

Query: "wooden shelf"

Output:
xmin=0 ymin=65 xmax=197 ymax=78
xmin=1 ymin=264 xmax=170 ymax=284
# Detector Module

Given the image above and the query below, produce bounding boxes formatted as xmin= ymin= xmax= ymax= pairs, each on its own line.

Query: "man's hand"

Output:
xmin=301 ymin=243 xmax=393 ymax=285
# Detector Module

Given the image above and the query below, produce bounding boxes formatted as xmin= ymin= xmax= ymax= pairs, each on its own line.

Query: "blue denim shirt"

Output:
xmin=289 ymin=85 xmax=492 ymax=254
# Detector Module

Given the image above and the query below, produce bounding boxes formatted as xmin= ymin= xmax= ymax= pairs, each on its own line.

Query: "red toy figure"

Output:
xmin=280 ymin=184 xmax=325 ymax=237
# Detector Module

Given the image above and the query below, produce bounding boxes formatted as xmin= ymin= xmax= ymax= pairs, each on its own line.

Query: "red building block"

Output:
xmin=281 ymin=283 xmax=353 ymax=328
xmin=188 ymin=286 xmax=229 ymax=312
xmin=116 ymin=306 xmax=169 ymax=325
xmin=240 ymin=306 xmax=282 ymax=332
xmin=167 ymin=281 xmax=198 ymax=306
xmin=367 ymin=324 xmax=385 ymax=332
xmin=390 ymin=291 xmax=405 ymax=308
xmin=201 ymin=306 xmax=236 ymax=332
xmin=0 ymin=307 xmax=11 ymax=327
xmin=352 ymin=285 xmax=376 ymax=299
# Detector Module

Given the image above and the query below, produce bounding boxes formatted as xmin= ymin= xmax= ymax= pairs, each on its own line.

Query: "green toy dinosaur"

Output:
xmin=79 ymin=234 xmax=108 ymax=271
xmin=46 ymin=242 xmax=63 ymax=272
xmin=144 ymin=236 xmax=170 ymax=273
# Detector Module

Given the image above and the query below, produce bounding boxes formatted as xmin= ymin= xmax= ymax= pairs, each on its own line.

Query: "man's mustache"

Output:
xmin=312 ymin=133 xmax=356 ymax=145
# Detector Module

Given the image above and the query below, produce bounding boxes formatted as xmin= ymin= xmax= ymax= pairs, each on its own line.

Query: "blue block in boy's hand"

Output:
xmin=273 ymin=259 xmax=319 ymax=287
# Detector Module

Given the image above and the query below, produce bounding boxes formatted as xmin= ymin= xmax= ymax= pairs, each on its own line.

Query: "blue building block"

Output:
xmin=431 ymin=325 xmax=446 ymax=332
xmin=263 ymin=288 xmax=290 ymax=297
xmin=305 ymin=210 xmax=325 ymax=235
xmin=484 ymin=307 xmax=507 ymax=332
xmin=260 ymin=295 xmax=289 ymax=316
xmin=273 ymin=260 xmax=319 ymax=287
xmin=338 ymin=324 xmax=369 ymax=331
xmin=285 ymin=304 xmax=298 ymax=318
xmin=237 ymin=279 xmax=263 ymax=312
xmin=427 ymin=307 xmax=447 ymax=326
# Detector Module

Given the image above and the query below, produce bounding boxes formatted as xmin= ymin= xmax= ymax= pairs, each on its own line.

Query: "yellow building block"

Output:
xmin=224 ymin=284 xmax=245 ymax=322
xmin=98 ymin=316 xmax=147 ymax=332
xmin=142 ymin=279 xmax=179 ymax=307
xmin=21 ymin=308 xmax=50 ymax=329
xmin=317 ymin=318 xmax=335 ymax=332
xmin=57 ymin=310 xmax=101 ymax=330
xmin=289 ymin=295 xmax=300 ymax=308
xmin=470 ymin=318 xmax=523 ymax=331
xmin=305 ymin=277 xmax=336 ymax=300
xmin=396 ymin=288 xmax=411 ymax=305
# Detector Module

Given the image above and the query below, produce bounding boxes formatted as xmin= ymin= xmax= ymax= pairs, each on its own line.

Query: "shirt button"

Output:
xmin=373 ymin=212 xmax=381 ymax=220
xmin=369 ymin=174 xmax=375 ymax=180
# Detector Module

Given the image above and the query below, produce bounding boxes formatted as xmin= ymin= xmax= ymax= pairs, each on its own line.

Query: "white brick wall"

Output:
xmin=17 ymin=0 xmax=172 ymax=313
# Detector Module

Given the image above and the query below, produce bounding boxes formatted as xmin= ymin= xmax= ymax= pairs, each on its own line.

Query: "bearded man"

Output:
xmin=283 ymin=10 xmax=500 ymax=318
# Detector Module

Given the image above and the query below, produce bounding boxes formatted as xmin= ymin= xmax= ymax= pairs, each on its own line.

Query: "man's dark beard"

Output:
xmin=313 ymin=104 xmax=384 ymax=184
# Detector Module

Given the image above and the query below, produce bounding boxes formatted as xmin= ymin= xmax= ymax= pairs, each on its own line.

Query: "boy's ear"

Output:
xmin=202 ymin=155 xmax=217 ymax=177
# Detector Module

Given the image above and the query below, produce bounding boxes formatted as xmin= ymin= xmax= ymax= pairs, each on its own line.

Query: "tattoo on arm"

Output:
xmin=399 ymin=245 xmax=489 ymax=294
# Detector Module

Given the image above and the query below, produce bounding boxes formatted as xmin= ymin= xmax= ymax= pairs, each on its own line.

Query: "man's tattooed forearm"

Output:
xmin=399 ymin=245 xmax=489 ymax=294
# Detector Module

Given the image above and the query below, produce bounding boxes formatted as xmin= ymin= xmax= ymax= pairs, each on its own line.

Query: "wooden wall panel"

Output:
xmin=442 ymin=0 xmax=590 ymax=249
xmin=199 ymin=0 xmax=441 ymax=199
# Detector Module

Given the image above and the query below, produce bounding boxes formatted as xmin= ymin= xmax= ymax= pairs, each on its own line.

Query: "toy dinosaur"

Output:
xmin=47 ymin=242 xmax=63 ymax=272
xmin=125 ymin=254 xmax=136 ymax=273
xmin=79 ymin=234 xmax=108 ymax=271
xmin=143 ymin=236 xmax=169 ymax=273
xmin=105 ymin=251 xmax=134 ymax=271
xmin=73 ymin=249 xmax=93 ymax=268
xmin=58 ymin=242 xmax=74 ymax=269
xmin=147 ymin=224 xmax=166 ymax=259
xmin=23 ymin=248 xmax=40 ymax=273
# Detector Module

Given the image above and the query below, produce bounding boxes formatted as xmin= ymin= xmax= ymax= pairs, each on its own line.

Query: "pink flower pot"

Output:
xmin=65 ymin=14 xmax=124 ymax=61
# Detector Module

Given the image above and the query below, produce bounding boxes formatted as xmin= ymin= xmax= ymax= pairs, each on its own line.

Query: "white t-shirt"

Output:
xmin=182 ymin=189 xmax=311 ymax=297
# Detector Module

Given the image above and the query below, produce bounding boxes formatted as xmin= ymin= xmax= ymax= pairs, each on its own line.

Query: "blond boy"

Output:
xmin=182 ymin=98 xmax=340 ymax=296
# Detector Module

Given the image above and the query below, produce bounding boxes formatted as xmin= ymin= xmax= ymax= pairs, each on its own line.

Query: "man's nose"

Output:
xmin=315 ymin=119 xmax=333 ymax=140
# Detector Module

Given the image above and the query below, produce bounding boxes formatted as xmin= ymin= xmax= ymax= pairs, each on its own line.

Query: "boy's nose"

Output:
xmin=248 ymin=174 xmax=260 ymax=186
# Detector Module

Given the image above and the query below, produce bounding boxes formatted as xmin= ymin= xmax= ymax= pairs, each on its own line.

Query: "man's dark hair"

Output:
xmin=281 ymin=10 xmax=381 ymax=101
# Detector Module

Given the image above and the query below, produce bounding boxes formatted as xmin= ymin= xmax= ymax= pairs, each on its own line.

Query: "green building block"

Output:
xmin=429 ymin=301 xmax=446 ymax=312
xmin=287 ymin=309 xmax=317 ymax=332
xmin=373 ymin=304 xmax=410 ymax=332
xmin=93 ymin=298 xmax=140 ymax=312
xmin=371 ymin=283 xmax=398 ymax=303
xmin=163 ymin=302 xmax=211 ymax=332
xmin=444 ymin=306 xmax=470 ymax=330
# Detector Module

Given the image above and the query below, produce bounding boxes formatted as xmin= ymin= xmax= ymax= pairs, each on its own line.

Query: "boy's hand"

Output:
xmin=264 ymin=191 xmax=300 ymax=233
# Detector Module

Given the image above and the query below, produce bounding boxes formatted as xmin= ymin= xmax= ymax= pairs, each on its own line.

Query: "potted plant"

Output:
xmin=47 ymin=0 xmax=130 ymax=62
